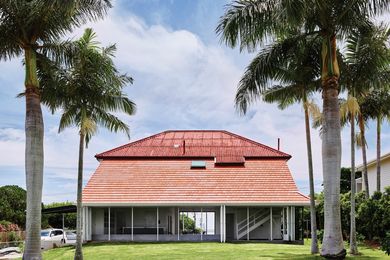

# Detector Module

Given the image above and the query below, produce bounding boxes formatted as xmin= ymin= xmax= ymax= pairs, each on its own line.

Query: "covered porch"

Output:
xmin=83 ymin=205 xmax=304 ymax=243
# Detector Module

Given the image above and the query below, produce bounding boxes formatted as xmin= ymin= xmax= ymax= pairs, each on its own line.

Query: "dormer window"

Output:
xmin=215 ymin=156 xmax=245 ymax=166
xmin=191 ymin=161 xmax=206 ymax=169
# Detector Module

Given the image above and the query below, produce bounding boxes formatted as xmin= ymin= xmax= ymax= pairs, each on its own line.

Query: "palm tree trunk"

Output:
xmin=303 ymin=100 xmax=318 ymax=254
xmin=350 ymin=112 xmax=358 ymax=255
xmin=23 ymin=48 xmax=44 ymax=260
xmin=320 ymin=79 xmax=345 ymax=258
xmin=320 ymin=35 xmax=345 ymax=259
xmin=358 ymin=114 xmax=369 ymax=198
xmin=376 ymin=116 xmax=381 ymax=192
xmin=74 ymin=133 xmax=84 ymax=260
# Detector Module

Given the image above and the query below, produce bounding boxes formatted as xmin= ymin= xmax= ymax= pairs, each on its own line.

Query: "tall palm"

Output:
xmin=360 ymin=90 xmax=390 ymax=192
xmin=339 ymin=23 xmax=390 ymax=254
xmin=217 ymin=1 xmax=389 ymax=257
xmin=234 ymin=35 xmax=321 ymax=254
xmin=344 ymin=24 xmax=390 ymax=197
xmin=39 ymin=28 xmax=136 ymax=260
xmin=0 ymin=1 xmax=111 ymax=259
xmin=339 ymin=95 xmax=360 ymax=254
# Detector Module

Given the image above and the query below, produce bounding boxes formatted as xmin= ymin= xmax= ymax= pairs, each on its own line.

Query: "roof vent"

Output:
xmin=173 ymin=144 xmax=180 ymax=148
xmin=191 ymin=161 xmax=206 ymax=169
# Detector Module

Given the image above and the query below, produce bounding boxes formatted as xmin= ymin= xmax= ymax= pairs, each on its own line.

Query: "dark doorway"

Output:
xmin=226 ymin=213 xmax=235 ymax=241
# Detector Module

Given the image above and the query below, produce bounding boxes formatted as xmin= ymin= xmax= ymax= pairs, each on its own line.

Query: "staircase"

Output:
xmin=236 ymin=209 xmax=270 ymax=240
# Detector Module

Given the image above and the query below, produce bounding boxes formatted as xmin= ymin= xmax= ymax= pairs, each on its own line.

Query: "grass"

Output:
xmin=42 ymin=240 xmax=390 ymax=260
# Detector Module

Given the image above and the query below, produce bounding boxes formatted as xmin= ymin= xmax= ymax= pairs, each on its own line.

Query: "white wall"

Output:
xmin=362 ymin=157 xmax=390 ymax=196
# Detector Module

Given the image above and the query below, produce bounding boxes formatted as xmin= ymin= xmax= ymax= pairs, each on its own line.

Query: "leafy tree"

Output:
xmin=39 ymin=28 xmax=136 ymax=260
xmin=0 ymin=1 xmax=112 ymax=259
xmin=234 ymin=35 xmax=321 ymax=253
xmin=339 ymin=168 xmax=362 ymax=194
xmin=180 ymin=214 xmax=202 ymax=234
xmin=216 ymin=1 xmax=389 ymax=257
xmin=382 ymin=232 xmax=390 ymax=256
xmin=357 ymin=191 xmax=384 ymax=240
xmin=0 ymin=185 xmax=26 ymax=228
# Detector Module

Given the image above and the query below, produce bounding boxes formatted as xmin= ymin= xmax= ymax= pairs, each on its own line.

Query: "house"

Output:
xmin=82 ymin=130 xmax=309 ymax=243
xmin=356 ymin=152 xmax=390 ymax=196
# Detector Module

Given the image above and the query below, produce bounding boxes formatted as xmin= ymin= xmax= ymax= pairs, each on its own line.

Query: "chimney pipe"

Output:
xmin=277 ymin=138 xmax=280 ymax=151
xmin=182 ymin=140 xmax=186 ymax=155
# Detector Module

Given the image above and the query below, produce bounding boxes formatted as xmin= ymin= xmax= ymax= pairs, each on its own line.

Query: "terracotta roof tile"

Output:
xmin=95 ymin=130 xmax=290 ymax=159
xmin=83 ymin=159 xmax=309 ymax=205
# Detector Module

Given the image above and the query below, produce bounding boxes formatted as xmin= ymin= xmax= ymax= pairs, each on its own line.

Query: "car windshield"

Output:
xmin=41 ymin=231 xmax=50 ymax=237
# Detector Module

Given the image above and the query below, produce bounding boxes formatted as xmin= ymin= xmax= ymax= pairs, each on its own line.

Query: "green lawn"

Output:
xmin=42 ymin=240 xmax=390 ymax=260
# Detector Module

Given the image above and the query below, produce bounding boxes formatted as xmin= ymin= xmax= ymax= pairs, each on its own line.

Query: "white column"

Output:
xmin=291 ymin=206 xmax=295 ymax=241
xmin=220 ymin=205 xmax=223 ymax=243
xmin=206 ymin=212 xmax=208 ymax=235
xmin=287 ymin=207 xmax=290 ymax=241
xmin=89 ymin=207 xmax=92 ymax=241
xmin=131 ymin=207 xmax=134 ymax=241
xmin=270 ymin=207 xmax=273 ymax=241
xmin=108 ymin=207 xmax=111 ymax=241
xmin=177 ymin=208 xmax=180 ymax=241
xmin=247 ymin=207 xmax=249 ymax=241
xmin=157 ymin=207 xmax=159 ymax=241
xmin=200 ymin=208 xmax=203 ymax=241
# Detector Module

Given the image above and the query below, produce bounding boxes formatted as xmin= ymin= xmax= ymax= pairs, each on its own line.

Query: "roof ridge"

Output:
xmin=221 ymin=130 xmax=290 ymax=157
xmin=95 ymin=131 xmax=168 ymax=158
xmin=95 ymin=130 xmax=291 ymax=159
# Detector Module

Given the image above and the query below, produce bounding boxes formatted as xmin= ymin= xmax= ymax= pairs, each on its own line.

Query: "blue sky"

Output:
xmin=0 ymin=0 xmax=389 ymax=203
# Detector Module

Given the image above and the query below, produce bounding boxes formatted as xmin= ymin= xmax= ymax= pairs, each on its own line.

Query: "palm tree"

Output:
xmin=339 ymin=95 xmax=360 ymax=255
xmin=39 ymin=28 xmax=136 ymax=260
xmin=360 ymin=90 xmax=390 ymax=192
xmin=234 ymin=35 xmax=321 ymax=254
xmin=216 ymin=1 xmax=389 ymax=257
xmin=344 ymin=24 xmax=390 ymax=198
xmin=0 ymin=1 xmax=111 ymax=259
xmin=357 ymin=112 xmax=370 ymax=197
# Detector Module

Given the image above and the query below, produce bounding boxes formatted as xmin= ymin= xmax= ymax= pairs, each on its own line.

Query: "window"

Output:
xmin=179 ymin=211 xmax=215 ymax=235
xmin=191 ymin=161 xmax=206 ymax=169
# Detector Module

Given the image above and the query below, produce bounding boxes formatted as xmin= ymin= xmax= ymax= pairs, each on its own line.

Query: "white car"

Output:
xmin=65 ymin=231 xmax=77 ymax=245
xmin=40 ymin=229 xmax=66 ymax=250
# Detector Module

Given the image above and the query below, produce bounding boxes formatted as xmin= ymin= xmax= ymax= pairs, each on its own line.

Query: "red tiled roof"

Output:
xmin=83 ymin=159 xmax=309 ymax=205
xmin=84 ymin=130 xmax=307 ymax=205
xmin=96 ymin=130 xmax=290 ymax=159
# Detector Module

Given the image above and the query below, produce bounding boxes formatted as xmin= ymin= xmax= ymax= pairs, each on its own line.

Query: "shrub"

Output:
xmin=8 ymin=231 xmax=21 ymax=242
xmin=381 ymin=232 xmax=390 ymax=256
xmin=317 ymin=229 xmax=324 ymax=243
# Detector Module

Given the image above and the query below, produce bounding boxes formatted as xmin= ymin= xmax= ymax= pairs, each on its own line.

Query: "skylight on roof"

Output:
xmin=191 ymin=161 xmax=206 ymax=169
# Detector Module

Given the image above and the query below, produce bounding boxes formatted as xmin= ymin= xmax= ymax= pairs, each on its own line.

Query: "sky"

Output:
xmin=1 ymin=0 xmax=389 ymax=203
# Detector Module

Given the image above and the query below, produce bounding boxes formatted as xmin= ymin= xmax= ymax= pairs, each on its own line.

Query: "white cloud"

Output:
xmin=5 ymin=8 xmax=388 ymax=202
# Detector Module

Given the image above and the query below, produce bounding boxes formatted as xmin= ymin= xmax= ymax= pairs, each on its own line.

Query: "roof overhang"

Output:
xmin=356 ymin=152 xmax=390 ymax=170
xmin=42 ymin=205 xmax=77 ymax=214
xmin=82 ymin=202 xmax=310 ymax=207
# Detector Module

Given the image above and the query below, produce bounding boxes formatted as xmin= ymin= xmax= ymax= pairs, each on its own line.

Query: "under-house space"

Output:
xmin=82 ymin=130 xmax=309 ymax=243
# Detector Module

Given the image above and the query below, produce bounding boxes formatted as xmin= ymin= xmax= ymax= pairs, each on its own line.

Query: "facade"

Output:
xmin=82 ymin=130 xmax=309 ymax=243
xmin=356 ymin=152 xmax=390 ymax=196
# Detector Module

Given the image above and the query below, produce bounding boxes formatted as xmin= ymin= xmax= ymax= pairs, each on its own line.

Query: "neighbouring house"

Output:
xmin=356 ymin=152 xmax=390 ymax=196
xmin=82 ymin=130 xmax=309 ymax=243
